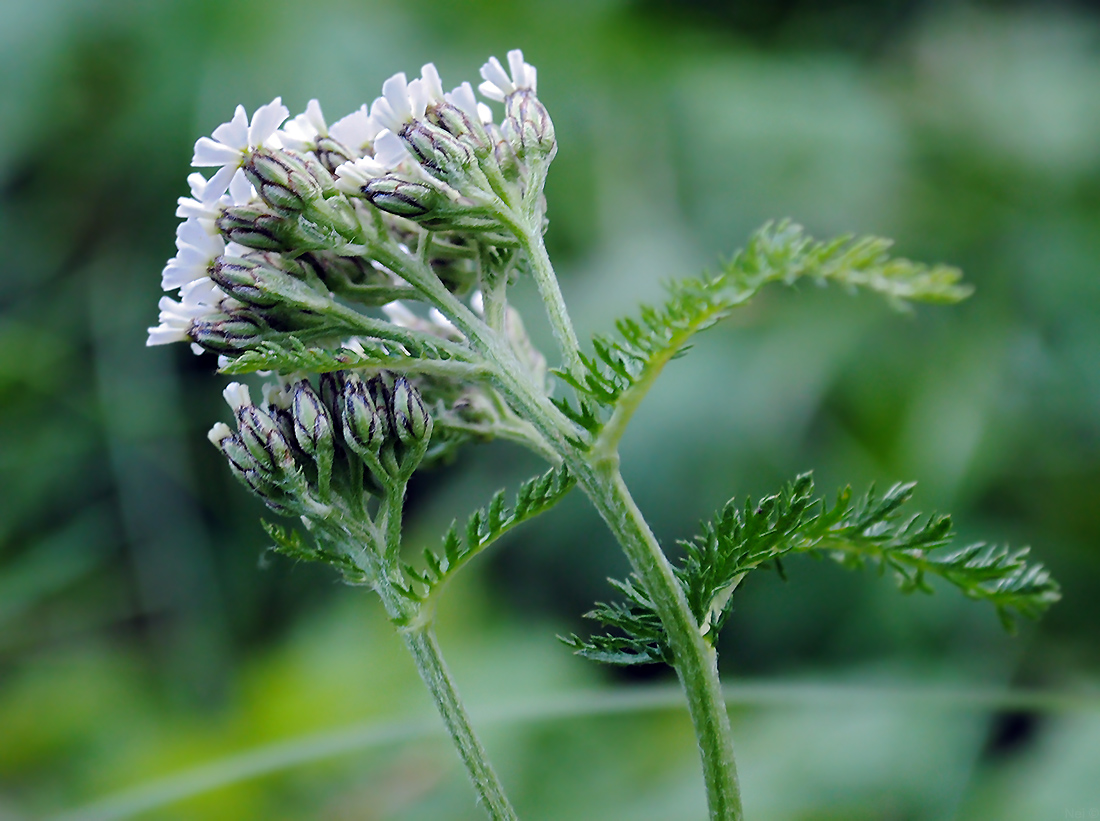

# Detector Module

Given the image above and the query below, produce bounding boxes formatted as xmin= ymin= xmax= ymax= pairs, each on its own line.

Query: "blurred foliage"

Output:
xmin=2 ymin=0 xmax=1099 ymax=818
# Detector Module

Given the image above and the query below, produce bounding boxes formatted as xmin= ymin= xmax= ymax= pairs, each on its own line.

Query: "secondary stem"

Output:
xmin=513 ymin=224 xmax=586 ymax=384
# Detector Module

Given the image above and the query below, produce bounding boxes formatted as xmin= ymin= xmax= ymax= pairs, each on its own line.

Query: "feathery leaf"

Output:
xmin=565 ymin=473 xmax=1059 ymax=666
xmin=393 ymin=465 xmax=575 ymax=612
xmin=560 ymin=221 xmax=971 ymax=438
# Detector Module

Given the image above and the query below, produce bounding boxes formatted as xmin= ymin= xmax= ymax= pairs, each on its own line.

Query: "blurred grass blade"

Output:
xmin=54 ymin=683 xmax=1100 ymax=821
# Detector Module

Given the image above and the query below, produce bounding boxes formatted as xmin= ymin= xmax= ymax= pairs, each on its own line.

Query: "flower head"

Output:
xmin=192 ymin=98 xmax=289 ymax=203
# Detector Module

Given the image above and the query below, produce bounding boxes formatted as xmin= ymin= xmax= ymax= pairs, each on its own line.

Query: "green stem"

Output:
xmin=374 ymin=238 xmax=743 ymax=819
xmin=401 ymin=626 xmax=519 ymax=821
xmin=574 ymin=465 xmax=743 ymax=821
xmin=510 ymin=219 xmax=585 ymax=384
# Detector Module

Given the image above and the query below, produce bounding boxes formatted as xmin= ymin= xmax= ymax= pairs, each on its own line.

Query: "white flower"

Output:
xmin=146 ymin=278 xmax=233 ymax=347
xmin=369 ymin=65 xmax=445 ymax=134
xmin=192 ymin=98 xmax=289 ymax=203
xmin=333 ymin=130 xmax=417 ymax=193
xmin=329 ymin=105 xmax=380 ymax=156
xmin=175 ymin=169 xmax=254 ymax=227
xmin=161 ymin=218 xmax=225 ymax=290
xmin=478 ymin=49 xmax=537 ymax=102
xmin=278 ymin=99 xmax=328 ymax=153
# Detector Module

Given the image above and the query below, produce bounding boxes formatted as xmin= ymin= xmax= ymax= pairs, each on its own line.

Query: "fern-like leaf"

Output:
xmin=565 ymin=473 xmax=1059 ymax=666
xmin=263 ymin=520 xmax=368 ymax=583
xmin=393 ymin=465 xmax=576 ymax=614
xmin=558 ymin=221 xmax=972 ymax=438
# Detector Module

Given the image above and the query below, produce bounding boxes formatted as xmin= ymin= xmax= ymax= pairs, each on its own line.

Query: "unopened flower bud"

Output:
xmin=391 ymin=376 xmax=432 ymax=446
xmin=362 ymin=176 xmax=445 ymax=219
xmin=341 ymin=373 xmax=388 ymax=458
xmin=503 ymin=91 xmax=555 ymax=161
xmin=244 ymin=148 xmax=323 ymax=216
xmin=224 ymin=382 xmax=296 ymax=474
xmin=427 ymin=102 xmax=490 ymax=155
xmin=208 ymin=422 xmax=258 ymax=474
xmin=318 ymin=371 xmax=347 ymax=427
xmin=292 ymin=380 xmax=335 ymax=489
xmin=401 ymin=121 xmax=474 ymax=176
xmin=190 ymin=310 xmax=267 ymax=353
xmin=314 ymin=137 xmax=356 ymax=176
xmin=216 ymin=204 xmax=290 ymax=251
xmin=210 ymin=254 xmax=282 ymax=308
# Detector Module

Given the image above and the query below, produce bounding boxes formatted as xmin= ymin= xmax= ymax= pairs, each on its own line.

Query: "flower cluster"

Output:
xmin=147 ymin=49 xmax=553 ymax=359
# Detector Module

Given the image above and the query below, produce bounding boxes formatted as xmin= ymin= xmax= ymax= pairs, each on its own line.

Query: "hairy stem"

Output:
xmin=576 ymin=465 xmax=743 ymax=821
xmin=509 ymin=218 xmax=585 ymax=384
xmin=400 ymin=626 xmax=519 ymax=821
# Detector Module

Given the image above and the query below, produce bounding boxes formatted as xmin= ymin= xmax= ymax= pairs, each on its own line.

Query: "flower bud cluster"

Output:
xmin=209 ymin=372 xmax=435 ymax=515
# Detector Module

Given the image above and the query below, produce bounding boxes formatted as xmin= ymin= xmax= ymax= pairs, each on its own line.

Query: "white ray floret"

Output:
xmin=161 ymin=218 xmax=225 ymax=290
xmin=329 ymin=105 xmax=380 ymax=156
xmin=478 ymin=49 xmax=537 ymax=102
xmin=146 ymin=278 xmax=233 ymax=347
xmin=175 ymin=170 xmax=254 ymax=227
xmin=192 ymin=98 xmax=289 ymax=203
xmin=278 ymin=99 xmax=328 ymax=152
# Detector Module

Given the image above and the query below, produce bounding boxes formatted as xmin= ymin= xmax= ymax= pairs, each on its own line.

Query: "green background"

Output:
xmin=1 ymin=0 xmax=1098 ymax=818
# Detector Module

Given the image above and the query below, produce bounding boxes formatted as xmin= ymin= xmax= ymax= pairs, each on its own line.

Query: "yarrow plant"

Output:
xmin=148 ymin=50 xmax=1061 ymax=820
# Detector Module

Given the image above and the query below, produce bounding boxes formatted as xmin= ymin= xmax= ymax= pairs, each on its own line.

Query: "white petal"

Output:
xmin=192 ymin=136 xmax=242 ymax=167
xmin=223 ymin=382 xmax=252 ymax=411
xmin=407 ymin=78 xmax=429 ymax=120
xmin=476 ymin=102 xmax=494 ymax=124
xmin=372 ymin=130 xmax=410 ymax=168
xmin=477 ymin=81 xmax=505 ymax=103
xmin=480 ymin=56 xmax=513 ymax=97
xmin=381 ymin=73 xmax=411 ymax=122
xmin=249 ymin=98 xmax=289 ymax=148
xmin=202 ymin=163 xmax=239 ymax=204
xmin=446 ymin=82 xmax=480 ymax=118
xmin=507 ymin=50 xmax=526 ymax=85
xmin=180 ymin=277 xmax=221 ymax=305
xmin=176 ymin=217 xmax=214 ymax=247
xmin=330 ymin=105 xmax=378 ymax=151
xmin=176 ymin=197 xmax=208 ymax=221
xmin=304 ymin=99 xmax=327 ymax=134
xmin=146 ymin=324 xmax=188 ymax=346
xmin=207 ymin=421 xmax=233 ymax=445
xmin=211 ymin=106 xmax=249 ymax=149
xmin=420 ymin=63 xmax=445 ymax=103
xmin=227 ymin=168 xmax=253 ymax=204
xmin=186 ymin=172 xmax=209 ymax=199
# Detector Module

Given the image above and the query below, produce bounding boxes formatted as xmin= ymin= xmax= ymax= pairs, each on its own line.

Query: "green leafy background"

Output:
xmin=2 ymin=1 xmax=1099 ymax=818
